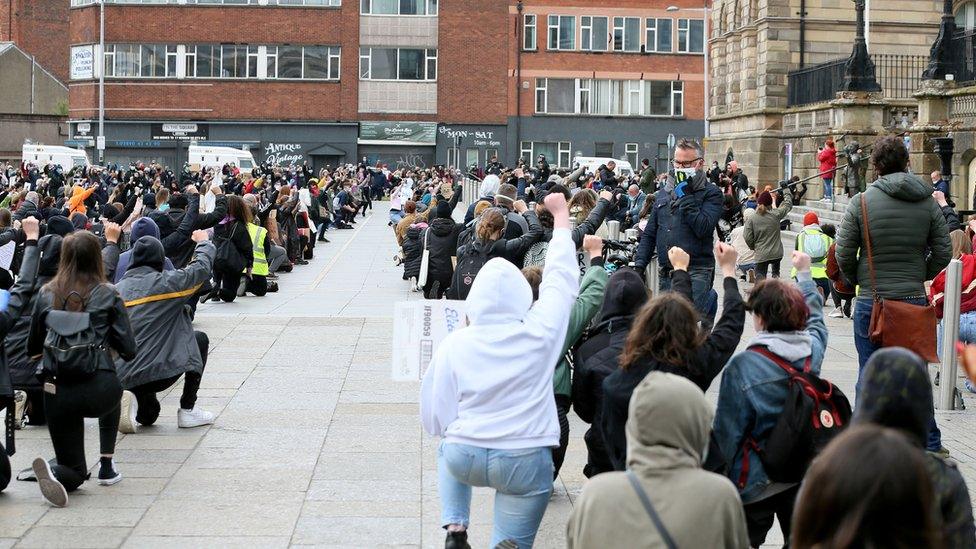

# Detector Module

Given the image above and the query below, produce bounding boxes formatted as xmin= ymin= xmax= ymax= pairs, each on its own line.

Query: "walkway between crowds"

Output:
xmin=1 ymin=209 xmax=974 ymax=547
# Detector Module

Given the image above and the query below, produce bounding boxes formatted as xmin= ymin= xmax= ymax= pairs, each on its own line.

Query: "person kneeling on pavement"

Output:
xmin=115 ymin=230 xmax=216 ymax=432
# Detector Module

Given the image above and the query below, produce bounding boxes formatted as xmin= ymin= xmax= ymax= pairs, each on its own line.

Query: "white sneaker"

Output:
xmin=33 ymin=457 xmax=67 ymax=507
xmin=118 ymin=390 xmax=138 ymax=434
xmin=178 ymin=407 xmax=215 ymax=429
xmin=828 ymin=307 xmax=844 ymax=318
xmin=12 ymin=390 xmax=27 ymax=430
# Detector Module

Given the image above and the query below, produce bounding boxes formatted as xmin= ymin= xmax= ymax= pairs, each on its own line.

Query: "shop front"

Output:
xmin=358 ymin=122 xmax=437 ymax=169
xmin=435 ymin=124 xmax=507 ymax=170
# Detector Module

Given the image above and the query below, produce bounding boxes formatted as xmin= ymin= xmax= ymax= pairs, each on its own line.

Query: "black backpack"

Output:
xmin=446 ymin=242 xmax=491 ymax=300
xmin=42 ymin=292 xmax=107 ymax=383
xmin=214 ymin=223 xmax=246 ymax=274
xmin=738 ymin=346 xmax=852 ymax=486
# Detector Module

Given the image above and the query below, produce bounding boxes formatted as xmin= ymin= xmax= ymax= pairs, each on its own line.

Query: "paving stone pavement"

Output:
xmin=2 ymin=207 xmax=975 ymax=548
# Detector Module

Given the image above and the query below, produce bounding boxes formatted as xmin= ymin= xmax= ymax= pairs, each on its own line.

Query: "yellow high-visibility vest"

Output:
xmin=246 ymin=223 xmax=269 ymax=276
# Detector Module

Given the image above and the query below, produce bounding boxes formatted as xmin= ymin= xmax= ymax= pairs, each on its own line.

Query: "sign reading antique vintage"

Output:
xmin=263 ymin=143 xmax=304 ymax=166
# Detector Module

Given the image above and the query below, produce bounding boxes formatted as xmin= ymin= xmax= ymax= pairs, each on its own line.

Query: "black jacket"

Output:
xmin=424 ymin=217 xmax=463 ymax=282
xmin=0 ymin=241 xmax=41 ymax=398
xmin=6 ymin=236 xmax=59 ymax=390
xmin=600 ymin=272 xmax=744 ymax=471
xmin=213 ymin=219 xmax=254 ymax=271
xmin=403 ymin=224 xmax=425 ymax=280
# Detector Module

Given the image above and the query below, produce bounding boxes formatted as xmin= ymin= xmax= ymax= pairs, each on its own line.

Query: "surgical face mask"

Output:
xmin=675 ymin=167 xmax=697 ymax=181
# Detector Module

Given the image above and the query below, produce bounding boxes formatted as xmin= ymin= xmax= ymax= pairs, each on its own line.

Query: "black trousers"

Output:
xmin=744 ymin=485 xmax=799 ymax=548
xmin=755 ymin=259 xmax=781 ymax=280
xmin=552 ymin=394 xmax=571 ymax=479
xmin=582 ymin=425 xmax=614 ymax=478
xmin=245 ymin=275 xmax=268 ymax=297
xmin=213 ymin=265 xmax=241 ymax=302
xmin=44 ymin=369 xmax=123 ymax=491
xmin=423 ymin=273 xmax=452 ymax=299
xmin=130 ymin=331 xmax=208 ymax=425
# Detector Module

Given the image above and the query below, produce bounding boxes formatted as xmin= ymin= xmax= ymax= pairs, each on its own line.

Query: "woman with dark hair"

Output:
xmin=27 ymin=230 xmax=138 ymax=506
xmin=792 ymin=424 xmax=941 ymax=549
xmin=712 ymin=251 xmax=828 ymax=547
xmin=600 ymin=243 xmax=744 ymax=471
xmin=744 ymin=187 xmax=793 ymax=280
xmin=208 ymin=195 xmax=253 ymax=303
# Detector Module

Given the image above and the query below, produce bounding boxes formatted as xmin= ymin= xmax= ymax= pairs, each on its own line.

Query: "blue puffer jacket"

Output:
xmin=634 ymin=173 xmax=724 ymax=270
xmin=711 ymin=273 xmax=828 ymax=504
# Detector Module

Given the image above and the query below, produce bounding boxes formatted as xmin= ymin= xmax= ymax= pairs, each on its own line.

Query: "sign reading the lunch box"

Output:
xmin=360 ymin=122 xmax=437 ymax=145
xmin=151 ymin=123 xmax=209 ymax=141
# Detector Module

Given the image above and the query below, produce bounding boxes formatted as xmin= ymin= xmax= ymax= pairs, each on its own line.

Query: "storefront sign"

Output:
xmin=438 ymin=125 xmax=502 ymax=148
xmin=70 ymin=45 xmax=94 ymax=80
xmin=150 ymin=123 xmax=209 ymax=141
xmin=360 ymin=122 xmax=437 ymax=145
xmin=264 ymin=143 xmax=304 ymax=165
xmin=113 ymin=140 xmax=164 ymax=148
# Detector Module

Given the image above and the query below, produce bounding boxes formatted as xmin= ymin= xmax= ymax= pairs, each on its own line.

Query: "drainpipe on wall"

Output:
xmin=30 ymin=54 xmax=35 ymax=114
xmin=515 ymin=0 xmax=523 ymax=165
xmin=799 ymin=0 xmax=806 ymax=68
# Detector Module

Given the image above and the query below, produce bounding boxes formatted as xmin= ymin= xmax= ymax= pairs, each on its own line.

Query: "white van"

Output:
xmin=573 ymin=156 xmax=635 ymax=178
xmin=22 ymin=144 xmax=90 ymax=172
xmin=187 ymin=145 xmax=256 ymax=172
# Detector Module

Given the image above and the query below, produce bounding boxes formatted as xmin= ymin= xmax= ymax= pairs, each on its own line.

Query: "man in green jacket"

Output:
xmin=523 ymin=235 xmax=609 ymax=479
xmin=835 ymin=135 xmax=952 ymax=455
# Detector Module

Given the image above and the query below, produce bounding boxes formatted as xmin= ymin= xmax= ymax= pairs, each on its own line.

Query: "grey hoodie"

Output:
xmin=567 ymin=372 xmax=749 ymax=549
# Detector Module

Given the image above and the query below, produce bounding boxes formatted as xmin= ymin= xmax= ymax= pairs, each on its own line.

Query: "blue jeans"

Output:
xmin=942 ymin=312 xmax=976 ymax=393
xmin=854 ymin=297 xmax=942 ymax=451
xmin=658 ymin=266 xmax=717 ymax=328
xmin=823 ymin=178 xmax=833 ymax=199
xmin=438 ymin=442 xmax=553 ymax=548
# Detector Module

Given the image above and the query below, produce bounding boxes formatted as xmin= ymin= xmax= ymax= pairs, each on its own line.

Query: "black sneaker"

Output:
xmin=445 ymin=530 xmax=470 ymax=549
xmin=97 ymin=457 xmax=122 ymax=486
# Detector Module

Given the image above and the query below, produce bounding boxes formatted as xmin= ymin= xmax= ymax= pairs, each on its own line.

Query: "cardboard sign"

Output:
xmin=391 ymin=300 xmax=467 ymax=381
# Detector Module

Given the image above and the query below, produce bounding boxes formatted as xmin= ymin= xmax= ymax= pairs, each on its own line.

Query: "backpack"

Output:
xmin=738 ymin=346 xmax=852 ymax=486
xmin=214 ymin=223 xmax=246 ymax=274
xmin=446 ymin=242 xmax=491 ymax=300
xmin=799 ymin=230 xmax=829 ymax=263
xmin=42 ymin=291 xmax=107 ymax=382
xmin=523 ymin=240 xmax=549 ymax=268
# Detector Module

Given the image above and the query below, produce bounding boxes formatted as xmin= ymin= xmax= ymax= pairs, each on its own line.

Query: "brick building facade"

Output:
xmin=1 ymin=0 xmax=70 ymax=82
xmin=65 ymin=0 xmax=706 ymax=170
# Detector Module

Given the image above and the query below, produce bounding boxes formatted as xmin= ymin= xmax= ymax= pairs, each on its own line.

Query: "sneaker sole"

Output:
xmin=13 ymin=390 xmax=26 ymax=430
xmin=118 ymin=391 xmax=137 ymax=434
xmin=98 ymin=473 xmax=123 ymax=486
xmin=32 ymin=457 xmax=67 ymax=507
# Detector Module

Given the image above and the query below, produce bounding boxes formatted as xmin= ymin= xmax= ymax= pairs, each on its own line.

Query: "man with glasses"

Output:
xmin=635 ymin=139 xmax=724 ymax=326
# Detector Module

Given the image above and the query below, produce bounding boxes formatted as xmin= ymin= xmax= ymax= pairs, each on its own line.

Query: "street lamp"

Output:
xmin=97 ymin=0 xmax=105 ymax=164
xmin=666 ymin=4 xmax=710 ymax=138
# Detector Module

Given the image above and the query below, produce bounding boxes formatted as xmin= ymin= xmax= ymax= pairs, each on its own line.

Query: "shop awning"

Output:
xmin=306 ymin=144 xmax=346 ymax=156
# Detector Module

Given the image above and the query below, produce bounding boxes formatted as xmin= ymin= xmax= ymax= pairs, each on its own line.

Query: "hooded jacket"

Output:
xmin=744 ymin=189 xmax=794 ymax=263
xmin=601 ymin=270 xmax=745 ymax=471
xmin=423 ymin=217 xmax=463 ymax=283
xmin=567 ymin=372 xmax=749 ymax=549
xmin=112 ymin=217 xmax=176 ymax=283
xmin=836 ymin=172 xmax=952 ymax=299
xmin=67 ymin=185 xmax=96 ymax=215
xmin=6 ymin=235 xmax=59 ymax=390
xmin=114 ymin=238 xmax=215 ymax=389
xmin=855 ymin=348 xmax=976 ymax=548
xmin=420 ymin=228 xmax=578 ymax=449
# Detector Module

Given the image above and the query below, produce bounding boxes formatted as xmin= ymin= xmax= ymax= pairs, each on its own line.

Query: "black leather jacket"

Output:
xmin=28 ymin=283 xmax=137 ymax=379
xmin=0 ymin=241 xmax=41 ymax=398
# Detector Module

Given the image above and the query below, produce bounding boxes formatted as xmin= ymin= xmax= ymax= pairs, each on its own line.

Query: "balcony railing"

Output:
xmin=950 ymin=30 xmax=976 ymax=84
xmin=787 ymin=54 xmax=927 ymax=107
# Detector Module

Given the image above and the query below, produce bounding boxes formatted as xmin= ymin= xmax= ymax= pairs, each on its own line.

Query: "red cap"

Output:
xmin=804 ymin=211 xmax=820 ymax=226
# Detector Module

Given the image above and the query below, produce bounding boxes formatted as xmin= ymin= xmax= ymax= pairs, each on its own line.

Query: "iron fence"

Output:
xmin=787 ymin=54 xmax=927 ymax=107
xmin=951 ymin=30 xmax=976 ymax=83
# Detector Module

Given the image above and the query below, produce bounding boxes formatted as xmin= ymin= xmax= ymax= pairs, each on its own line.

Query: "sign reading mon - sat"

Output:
xmin=70 ymin=45 xmax=94 ymax=80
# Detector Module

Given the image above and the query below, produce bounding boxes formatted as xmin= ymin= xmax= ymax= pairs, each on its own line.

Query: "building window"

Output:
xmin=595 ymin=143 xmax=613 ymax=158
xmin=678 ymin=19 xmax=704 ymax=53
xmin=359 ymin=47 xmax=436 ymax=80
xmin=957 ymin=2 xmax=976 ymax=30
xmin=523 ymin=14 xmax=537 ymax=51
xmin=486 ymin=148 xmax=499 ymax=162
xmin=581 ymin=16 xmax=608 ymax=52
xmin=361 ymin=0 xmax=436 ymax=15
xmin=612 ymin=16 xmax=640 ymax=52
xmin=625 ymin=143 xmax=639 ymax=168
xmin=181 ymin=44 xmax=338 ymax=80
xmin=537 ymin=78 xmax=686 ymax=118
xmin=645 ymin=18 xmax=673 ymax=53
xmin=521 ymin=141 xmax=572 ymax=168
xmin=448 ymin=147 xmax=459 ymax=169
xmin=535 ymin=78 xmax=547 ymax=113
xmin=76 ymin=0 xmax=340 ymax=5
xmin=102 ymin=44 xmax=177 ymax=78
xmin=535 ymin=78 xmax=575 ymax=114
xmin=465 ymin=149 xmax=479 ymax=169
xmin=547 ymin=15 xmax=576 ymax=51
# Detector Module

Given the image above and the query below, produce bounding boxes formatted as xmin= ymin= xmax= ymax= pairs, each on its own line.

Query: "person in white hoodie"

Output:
xmin=421 ymin=191 xmax=578 ymax=549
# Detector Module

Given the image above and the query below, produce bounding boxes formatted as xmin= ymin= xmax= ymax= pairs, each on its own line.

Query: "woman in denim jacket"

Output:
xmin=712 ymin=251 xmax=828 ymax=548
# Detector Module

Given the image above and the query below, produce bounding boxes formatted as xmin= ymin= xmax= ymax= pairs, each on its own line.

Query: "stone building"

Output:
xmin=705 ymin=0 xmax=942 ymax=191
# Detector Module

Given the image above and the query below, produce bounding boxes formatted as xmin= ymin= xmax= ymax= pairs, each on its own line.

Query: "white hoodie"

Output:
xmin=420 ymin=228 xmax=579 ymax=449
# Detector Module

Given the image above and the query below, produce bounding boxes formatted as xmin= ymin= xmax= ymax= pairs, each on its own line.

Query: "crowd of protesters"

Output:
xmin=411 ymin=137 xmax=976 ymax=548
xmin=0 ymin=156 xmax=401 ymax=505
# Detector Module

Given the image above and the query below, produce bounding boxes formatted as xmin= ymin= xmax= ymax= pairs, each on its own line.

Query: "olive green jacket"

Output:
xmin=554 ymin=265 xmax=609 ymax=397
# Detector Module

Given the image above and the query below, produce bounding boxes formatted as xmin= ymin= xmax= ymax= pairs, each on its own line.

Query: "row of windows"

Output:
xmin=359 ymin=48 xmax=437 ymax=81
xmin=523 ymin=15 xmax=704 ymax=55
xmin=535 ymin=78 xmax=684 ymax=118
xmin=518 ymin=142 xmax=644 ymax=170
xmin=360 ymin=0 xmax=435 ymax=15
xmin=95 ymin=44 xmax=341 ymax=80
xmin=72 ymin=0 xmax=338 ymax=6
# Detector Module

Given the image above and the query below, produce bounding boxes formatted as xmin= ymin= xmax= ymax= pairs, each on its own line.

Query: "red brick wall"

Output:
xmin=2 ymin=0 xmax=70 ymax=82
xmin=437 ymin=0 xmax=509 ymax=124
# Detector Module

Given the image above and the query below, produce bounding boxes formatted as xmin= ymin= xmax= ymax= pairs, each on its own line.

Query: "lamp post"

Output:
xmin=922 ymin=0 xmax=958 ymax=80
xmin=515 ymin=0 xmax=523 ymax=165
xmin=667 ymin=4 xmax=710 ymax=137
xmin=841 ymin=0 xmax=881 ymax=92
xmin=97 ymin=0 xmax=105 ymax=164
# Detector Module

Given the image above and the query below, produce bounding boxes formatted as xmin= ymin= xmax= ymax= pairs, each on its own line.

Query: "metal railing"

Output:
xmin=787 ymin=54 xmax=927 ymax=107
xmin=950 ymin=30 xmax=976 ymax=84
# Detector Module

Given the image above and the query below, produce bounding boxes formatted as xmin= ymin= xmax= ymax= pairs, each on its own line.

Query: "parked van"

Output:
xmin=187 ymin=145 xmax=256 ymax=172
xmin=573 ymin=156 xmax=635 ymax=178
xmin=22 ymin=144 xmax=90 ymax=172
